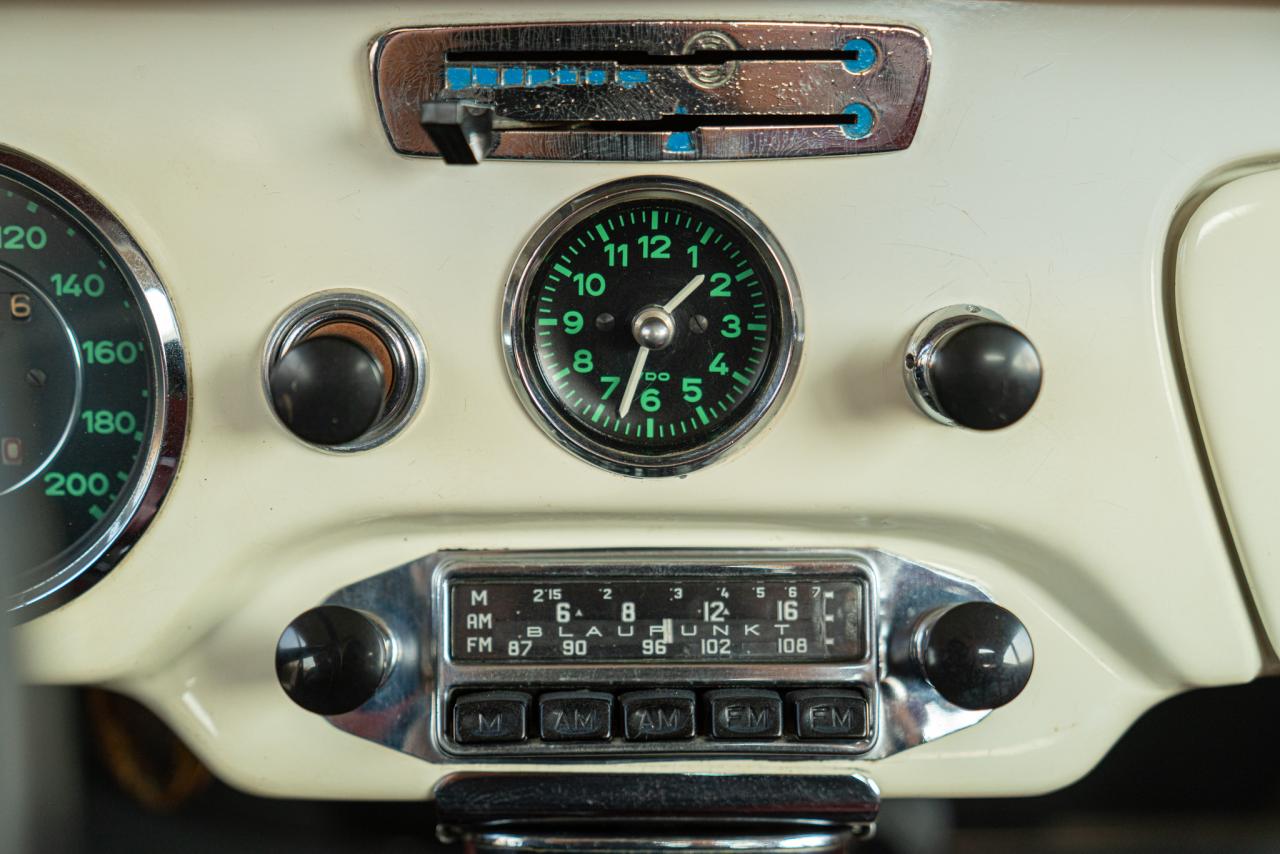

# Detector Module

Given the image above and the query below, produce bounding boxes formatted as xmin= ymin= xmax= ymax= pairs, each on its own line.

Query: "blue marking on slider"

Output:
xmin=840 ymin=103 xmax=874 ymax=140
xmin=666 ymin=132 xmax=694 ymax=153
xmin=841 ymin=38 xmax=878 ymax=73
xmin=501 ymin=67 xmax=525 ymax=87
xmin=473 ymin=66 xmax=499 ymax=87
xmin=445 ymin=66 xmax=473 ymax=90
xmin=664 ymin=105 xmax=694 ymax=154
xmin=617 ymin=68 xmax=649 ymax=88
xmin=527 ymin=68 xmax=553 ymax=86
xmin=585 ymin=68 xmax=607 ymax=85
xmin=557 ymin=67 xmax=579 ymax=85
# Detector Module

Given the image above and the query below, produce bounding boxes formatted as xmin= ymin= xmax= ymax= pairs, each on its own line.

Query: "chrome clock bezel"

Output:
xmin=0 ymin=147 xmax=188 ymax=619
xmin=502 ymin=177 xmax=803 ymax=477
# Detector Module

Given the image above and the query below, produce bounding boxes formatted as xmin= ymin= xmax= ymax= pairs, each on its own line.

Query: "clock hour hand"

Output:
xmin=662 ymin=274 xmax=706 ymax=314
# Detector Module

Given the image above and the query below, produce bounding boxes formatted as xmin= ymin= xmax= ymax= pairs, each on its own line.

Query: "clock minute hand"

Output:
xmin=617 ymin=345 xmax=650 ymax=419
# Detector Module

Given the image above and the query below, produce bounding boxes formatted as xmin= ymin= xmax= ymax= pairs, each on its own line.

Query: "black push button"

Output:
xmin=706 ymin=689 xmax=783 ymax=739
xmin=787 ymin=690 xmax=868 ymax=740
xmin=539 ymin=691 xmax=613 ymax=741
xmin=620 ymin=689 xmax=696 ymax=741
xmin=452 ymin=691 xmax=530 ymax=744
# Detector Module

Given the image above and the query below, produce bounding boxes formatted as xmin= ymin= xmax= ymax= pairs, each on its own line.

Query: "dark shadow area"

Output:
xmin=18 ymin=678 xmax=1280 ymax=853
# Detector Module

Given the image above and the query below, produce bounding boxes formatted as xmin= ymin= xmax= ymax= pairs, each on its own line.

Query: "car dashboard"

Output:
xmin=4 ymin=1 xmax=1280 ymax=848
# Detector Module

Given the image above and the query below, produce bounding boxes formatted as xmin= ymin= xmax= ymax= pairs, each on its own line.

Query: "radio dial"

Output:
xmin=915 ymin=602 xmax=1033 ymax=710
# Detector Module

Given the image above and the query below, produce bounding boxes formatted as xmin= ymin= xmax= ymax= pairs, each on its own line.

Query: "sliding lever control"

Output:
xmin=420 ymin=100 xmax=495 ymax=165
xmin=377 ymin=21 xmax=931 ymax=163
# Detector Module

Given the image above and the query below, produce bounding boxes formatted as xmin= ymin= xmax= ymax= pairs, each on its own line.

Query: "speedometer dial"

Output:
xmin=0 ymin=149 xmax=186 ymax=617
xmin=504 ymin=178 xmax=802 ymax=476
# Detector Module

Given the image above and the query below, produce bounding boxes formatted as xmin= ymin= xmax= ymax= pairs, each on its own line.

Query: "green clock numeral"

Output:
xmin=720 ymin=314 xmax=742 ymax=338
xmin=573 ymin=349 xmax=594 ymax=373
xmin=709 ymin=353 xmax=729 ymax=375
xmin=599 ymin=375 xmax=620 ymax=399
xmin=604 ymin=243 xmax=629 ymax=267
xmin=709 ymin=272 xmax=732 ymax=297
xmin=640 ymin=387 xmax=662 ymax=412
xmin=637 ymin=234 xmax=670 ymax=260
xmin=681 ymin=377 xmax=703 ymax=403
xmin=563 ymin=310 xmax=584 ymax=335
xmin=686 ymin=244 xmax=698 ymax=268
xmin=574 ymin=272 xmax=606 ymax=296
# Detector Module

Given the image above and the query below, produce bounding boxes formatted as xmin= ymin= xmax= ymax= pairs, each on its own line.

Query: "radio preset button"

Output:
xmin=452 ymin=691 xmax=530 ymax=744
xmin=787 ymin=689 xmax=868 ymax=739
xmin=707 ymin=689 xmax=783 ymax=739
xmin=620 ymin=689 xmax=696 ymax=741
xmin=539 ymin=691 xmax=614 ymax=741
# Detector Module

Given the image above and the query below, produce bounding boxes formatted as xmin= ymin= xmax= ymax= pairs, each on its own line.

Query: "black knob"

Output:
xmin=905 ymin=308 xmax=1042 ymax=430
xmin=917 ymin=602 xmax=1033 ymax=710
xmin=276 ymin=606 xmax=390 ymax=715
xmin=268 ymin=336 xmax=385 ymax=446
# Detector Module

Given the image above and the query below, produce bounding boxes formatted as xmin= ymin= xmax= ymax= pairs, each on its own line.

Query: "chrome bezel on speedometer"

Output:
xmin=502 ymin=177 xmax=803 ymax=478
xmin=1 ymin=147 xmax=188 ymax=619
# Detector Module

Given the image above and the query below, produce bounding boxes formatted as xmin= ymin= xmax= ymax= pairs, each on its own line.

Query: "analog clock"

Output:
xmin=503 ymin=178 xmax=802 ymax=476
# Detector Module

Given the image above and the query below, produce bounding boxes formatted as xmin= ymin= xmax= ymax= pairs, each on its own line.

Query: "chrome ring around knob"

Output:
xmin=903 ymin=305 xmax=1042 ymax=430
xmin=262 ymin=291 xmax=427 ymax=453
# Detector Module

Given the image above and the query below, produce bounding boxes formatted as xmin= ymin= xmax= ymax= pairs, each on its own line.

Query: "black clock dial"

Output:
xmin=507 ymin=179 xmax=801 ymax=476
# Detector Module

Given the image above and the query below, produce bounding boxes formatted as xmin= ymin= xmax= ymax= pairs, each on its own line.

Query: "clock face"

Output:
xmin=505 ymin=178 xmax=802 ymax=477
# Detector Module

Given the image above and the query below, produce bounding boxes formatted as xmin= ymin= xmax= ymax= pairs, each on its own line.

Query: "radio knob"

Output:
xmin=276 ymin=606 xmax=391 ymax=716
xmin=916 ymin=602 xmax=1033 ymax=710
xmin=904 ymin=306 xmax=1042 ymax=430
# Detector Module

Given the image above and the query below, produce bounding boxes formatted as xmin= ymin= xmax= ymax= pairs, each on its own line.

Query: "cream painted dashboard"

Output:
xmin=6 ymin=0 xmax=1279 ymax=801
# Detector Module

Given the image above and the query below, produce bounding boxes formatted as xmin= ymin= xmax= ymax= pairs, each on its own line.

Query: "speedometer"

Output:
xmin=503 ymin=178 xmax=802 ymax=476
xmin=0 ymin=148 xmax=186 ymax=617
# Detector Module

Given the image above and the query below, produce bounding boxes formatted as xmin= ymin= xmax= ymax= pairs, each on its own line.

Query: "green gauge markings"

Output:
xmin=524 ymin=196 xmax=779 ymax=455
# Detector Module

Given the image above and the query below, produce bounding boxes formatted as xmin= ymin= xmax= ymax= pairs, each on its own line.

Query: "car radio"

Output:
xmin=276 ymin=550 xmax=1033 ymax=763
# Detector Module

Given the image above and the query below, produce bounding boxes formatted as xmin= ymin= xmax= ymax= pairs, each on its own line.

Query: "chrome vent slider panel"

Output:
xmin=371 ymin=21 xmax=931 ymax=163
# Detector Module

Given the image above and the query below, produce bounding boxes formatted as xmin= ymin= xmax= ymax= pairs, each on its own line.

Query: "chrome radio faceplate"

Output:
xmin=315 ymin=550 xmax=1002 ymax=764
